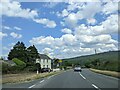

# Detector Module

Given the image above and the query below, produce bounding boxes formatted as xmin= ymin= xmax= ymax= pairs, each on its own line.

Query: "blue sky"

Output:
xmin=1 ymin=0 xmax=119 ymax=59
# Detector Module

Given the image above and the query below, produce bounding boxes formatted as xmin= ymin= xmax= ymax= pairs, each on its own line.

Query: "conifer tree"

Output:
xmin=8 ymin=41 xmax=27 ymax=62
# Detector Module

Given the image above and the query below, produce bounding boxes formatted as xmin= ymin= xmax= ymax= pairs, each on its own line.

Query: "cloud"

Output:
xmin=29 ymin=30 xmax=118 ymax=59
xmin=13 ymin=26 xmax=22 ymax=30
xmin=79 ymin=2 xmax=102 ymax=19
xmin=3 ymin=46 xmax=10 ymax=51
xmin=90 ymin=14 xmax=118 ymax=35
xmin=60 ymin=21 xmax=65 ymax=27
xmin=60 ymin=1 xmax=118 ymax=29
xmin=43 ymin=2 xmax=59 ymax=8
xmin=67 ymin=2 xmax=84 ymax=11
xmin=74 ymin=24 xmax=91 ymax=35
xmin=33 ymin=18 xmax=56 ymax=28
xmin=61 ymin=28 xmax=72 ymax=34
xmin=61 ymin=34 xmax=76 ymax=45
xmin=1 ymin=0 xmax=38 ymax=19
xmin=0 ymin=32 xmax=8 ymax=40
xmin=42 ymin=47 xmax=53 ymax=54
xmin=10 ymin=32 xmax=22 ymax=39
xmin=57 ymin=9 xmax=69 ymax=17
xmin=87 ymin=18 xmax=97 ymax=25
xmin=29 ymin=36 xmax=55 ymax=45
xmin=101 ymin=14 xmax=118 ymax=34
xmin=2 ymin=26 xmax=11 ymax=30
xmin=64 ymin=13 xmax=78 ymax=28
xmin=75 ymin=34 xmax=116 ymax=45
xmin=66 ymin=2 xmax=101 ymax=19
xmin=102 ymin=1 xmax=118 ymax=14
xmin=60 ymin=2 xmax=102 ymax=28
xmin=61 ymin=9 xmax=69 ymax=17
xmin=74 ymin=14 xmax=118 ymax=36
xmin=2 ymin=25 xmax=22 ymax=31
xmin=1 ymin=0 xmax=57 ymax=28
xmin=30 ymin=34 xmax=77 ymax=47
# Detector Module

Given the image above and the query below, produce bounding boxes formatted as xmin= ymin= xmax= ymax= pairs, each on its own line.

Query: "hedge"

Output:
xmin=12 ymin=58 xmax=26 ymax=70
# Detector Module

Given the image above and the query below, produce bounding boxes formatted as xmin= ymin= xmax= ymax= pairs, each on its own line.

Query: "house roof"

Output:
xmin=39 ymin=54 xmax=51 ymax=60
xmin=5 ymin=60 xmax=16 ymax=65
xmin=1 ymin=60 xmax=16 ymax=66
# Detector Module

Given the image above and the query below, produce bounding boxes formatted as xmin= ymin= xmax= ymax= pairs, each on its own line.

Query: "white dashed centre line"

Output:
xmin=28 ymin=84 xmax=36 ymax=88
xmin=39 ymin=80 xmax=44 ymax=83
xmin=92 ymin=84 xmax=101 ymax=90
xmin=78 ymin=72 xmax=100 ymax=90
xmin=79 ymin=72 xmax=86 ymax=79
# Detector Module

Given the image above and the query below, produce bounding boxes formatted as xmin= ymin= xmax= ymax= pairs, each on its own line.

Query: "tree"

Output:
xmin=27 ymin=45 xmax=39 ymax=64
xmin=0 ymin=57 xmax=4 ymax=60
xmin=53 ymin=58 xmax=59 ymax=68
xmin=84 ymin=61 xmax=91 ymax=68
xmin=8 ymin=41 xmax=27 ymax=62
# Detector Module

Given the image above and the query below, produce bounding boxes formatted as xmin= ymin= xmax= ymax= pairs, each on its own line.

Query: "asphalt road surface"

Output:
xmin=2 ymin=69 xmax=119 ymax=90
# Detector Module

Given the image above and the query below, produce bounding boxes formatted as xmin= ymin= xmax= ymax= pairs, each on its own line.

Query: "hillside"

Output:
xmin=62 ymin=51 xmax=120 ymax=72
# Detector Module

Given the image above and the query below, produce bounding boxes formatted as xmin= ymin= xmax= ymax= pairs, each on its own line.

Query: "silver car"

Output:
xmin=74 ymin=66 xmax=82 ymax=72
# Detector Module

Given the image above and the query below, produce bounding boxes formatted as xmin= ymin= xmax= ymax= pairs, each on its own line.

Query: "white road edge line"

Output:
xmin=79 ymin=72 xmax=86 ymax=79
xmin=48 ymin=75 xmax=54 ymax=79
xmin=47 ymin=76 xmax=51 ymax=79
xmin=39 ymin=80 xmax=44 ymax=83
xmin=92 ymin=84 xmax=99 ymax=89
xmin=28 ymin=84 xmax=36 ymax=88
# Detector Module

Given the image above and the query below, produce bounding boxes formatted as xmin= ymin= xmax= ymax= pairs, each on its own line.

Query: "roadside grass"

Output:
xmin=90 ymin=68 xmax=120 ymax=78
xmin=2 ymin=70 xmax=64 ymax=84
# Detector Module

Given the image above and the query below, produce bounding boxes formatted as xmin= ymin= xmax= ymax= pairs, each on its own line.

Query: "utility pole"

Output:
xmin=37 ymin=69 xmax=39 ymax=74
xmin=36 ymin=59 xmax=40 ymax=74
xmin=95 ymin=49 xmax=97 ymax=54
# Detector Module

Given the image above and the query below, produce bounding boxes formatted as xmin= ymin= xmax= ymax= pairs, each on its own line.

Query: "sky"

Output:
xmin=0 ymin=0 xmax=120 ymax=59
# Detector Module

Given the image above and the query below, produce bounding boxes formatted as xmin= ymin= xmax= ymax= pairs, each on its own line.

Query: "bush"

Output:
xmin=2 ymin=62 xmax=11 ymax=74
xmin=90 ymin=59 xmax=120 ymax=72
xmin=24 ymin=66 xmax=37 ymax=72
xmin=59 ymin=66 xmax=63 ymax=70
xmin=63 ymin=66 xmax=67 ymax=70
xmin=12 ymin=58 xmax=26 ymax=70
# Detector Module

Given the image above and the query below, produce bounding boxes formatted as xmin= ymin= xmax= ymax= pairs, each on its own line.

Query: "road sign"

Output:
xmin=59 ymin=60 xmax=62 ymax=63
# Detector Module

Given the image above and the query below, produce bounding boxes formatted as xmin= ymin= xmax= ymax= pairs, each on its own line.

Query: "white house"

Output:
xmin=36 ymin=54 xmax=52 ymax=69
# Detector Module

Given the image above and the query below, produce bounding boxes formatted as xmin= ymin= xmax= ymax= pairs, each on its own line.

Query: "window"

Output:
xmin=41 ymin=59 xmax=43 ymax=63
xmin=47 ymin=59 xmax=48 ymax=63
xmin=43 ymin=65 xmax=45 ymax=68
xmin=47 ymin=65 xmax=48 ymax=68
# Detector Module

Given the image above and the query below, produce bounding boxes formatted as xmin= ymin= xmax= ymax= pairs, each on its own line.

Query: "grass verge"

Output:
xmin=2 ymin=70 xmax=64 ymax=84
xmin=90 ymin=68 xmax=120 ymax=78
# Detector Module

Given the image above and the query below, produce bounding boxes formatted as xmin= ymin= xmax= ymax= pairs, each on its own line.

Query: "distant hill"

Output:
xmin=62 ymin=51 xmax=120 ymax=71
xmin=63 ymin=51 xmax=119 ymax=63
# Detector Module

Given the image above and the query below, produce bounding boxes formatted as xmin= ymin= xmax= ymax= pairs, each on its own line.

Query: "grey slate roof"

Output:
xmin=39 ymin=54 xmax=51 ymax=60
xmin=5 ymin=60 xmax=16 ymax=65
xmin=1 ymin=60 xmax=16 ymax=66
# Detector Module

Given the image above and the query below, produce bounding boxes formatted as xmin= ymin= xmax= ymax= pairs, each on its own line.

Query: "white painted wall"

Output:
xmin=37 ymin=59 xmax=51 ymax=69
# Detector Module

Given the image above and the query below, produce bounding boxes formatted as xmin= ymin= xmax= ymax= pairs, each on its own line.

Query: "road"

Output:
xmin=2 ymin=69 xmax=119 ymax=90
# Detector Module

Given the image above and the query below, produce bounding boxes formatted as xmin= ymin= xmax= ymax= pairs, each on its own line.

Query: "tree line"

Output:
xmin=2 ymin=41 xmax=64 ymax=74
xmin=2 ymin=41 xmax=40 ymax=74
xmin=8 ymin=41 xmax=39 ymax=66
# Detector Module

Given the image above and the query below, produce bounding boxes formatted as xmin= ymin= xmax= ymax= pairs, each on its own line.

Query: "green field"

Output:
xmin=63 ymin=51 xmax=120 ymax=72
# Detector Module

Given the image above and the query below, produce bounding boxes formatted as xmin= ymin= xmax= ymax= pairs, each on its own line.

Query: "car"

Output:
xmin=74 ymin=66 xmax=82 ymax=72
xmin=41 ymin=68 xmax=51 ymax=73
